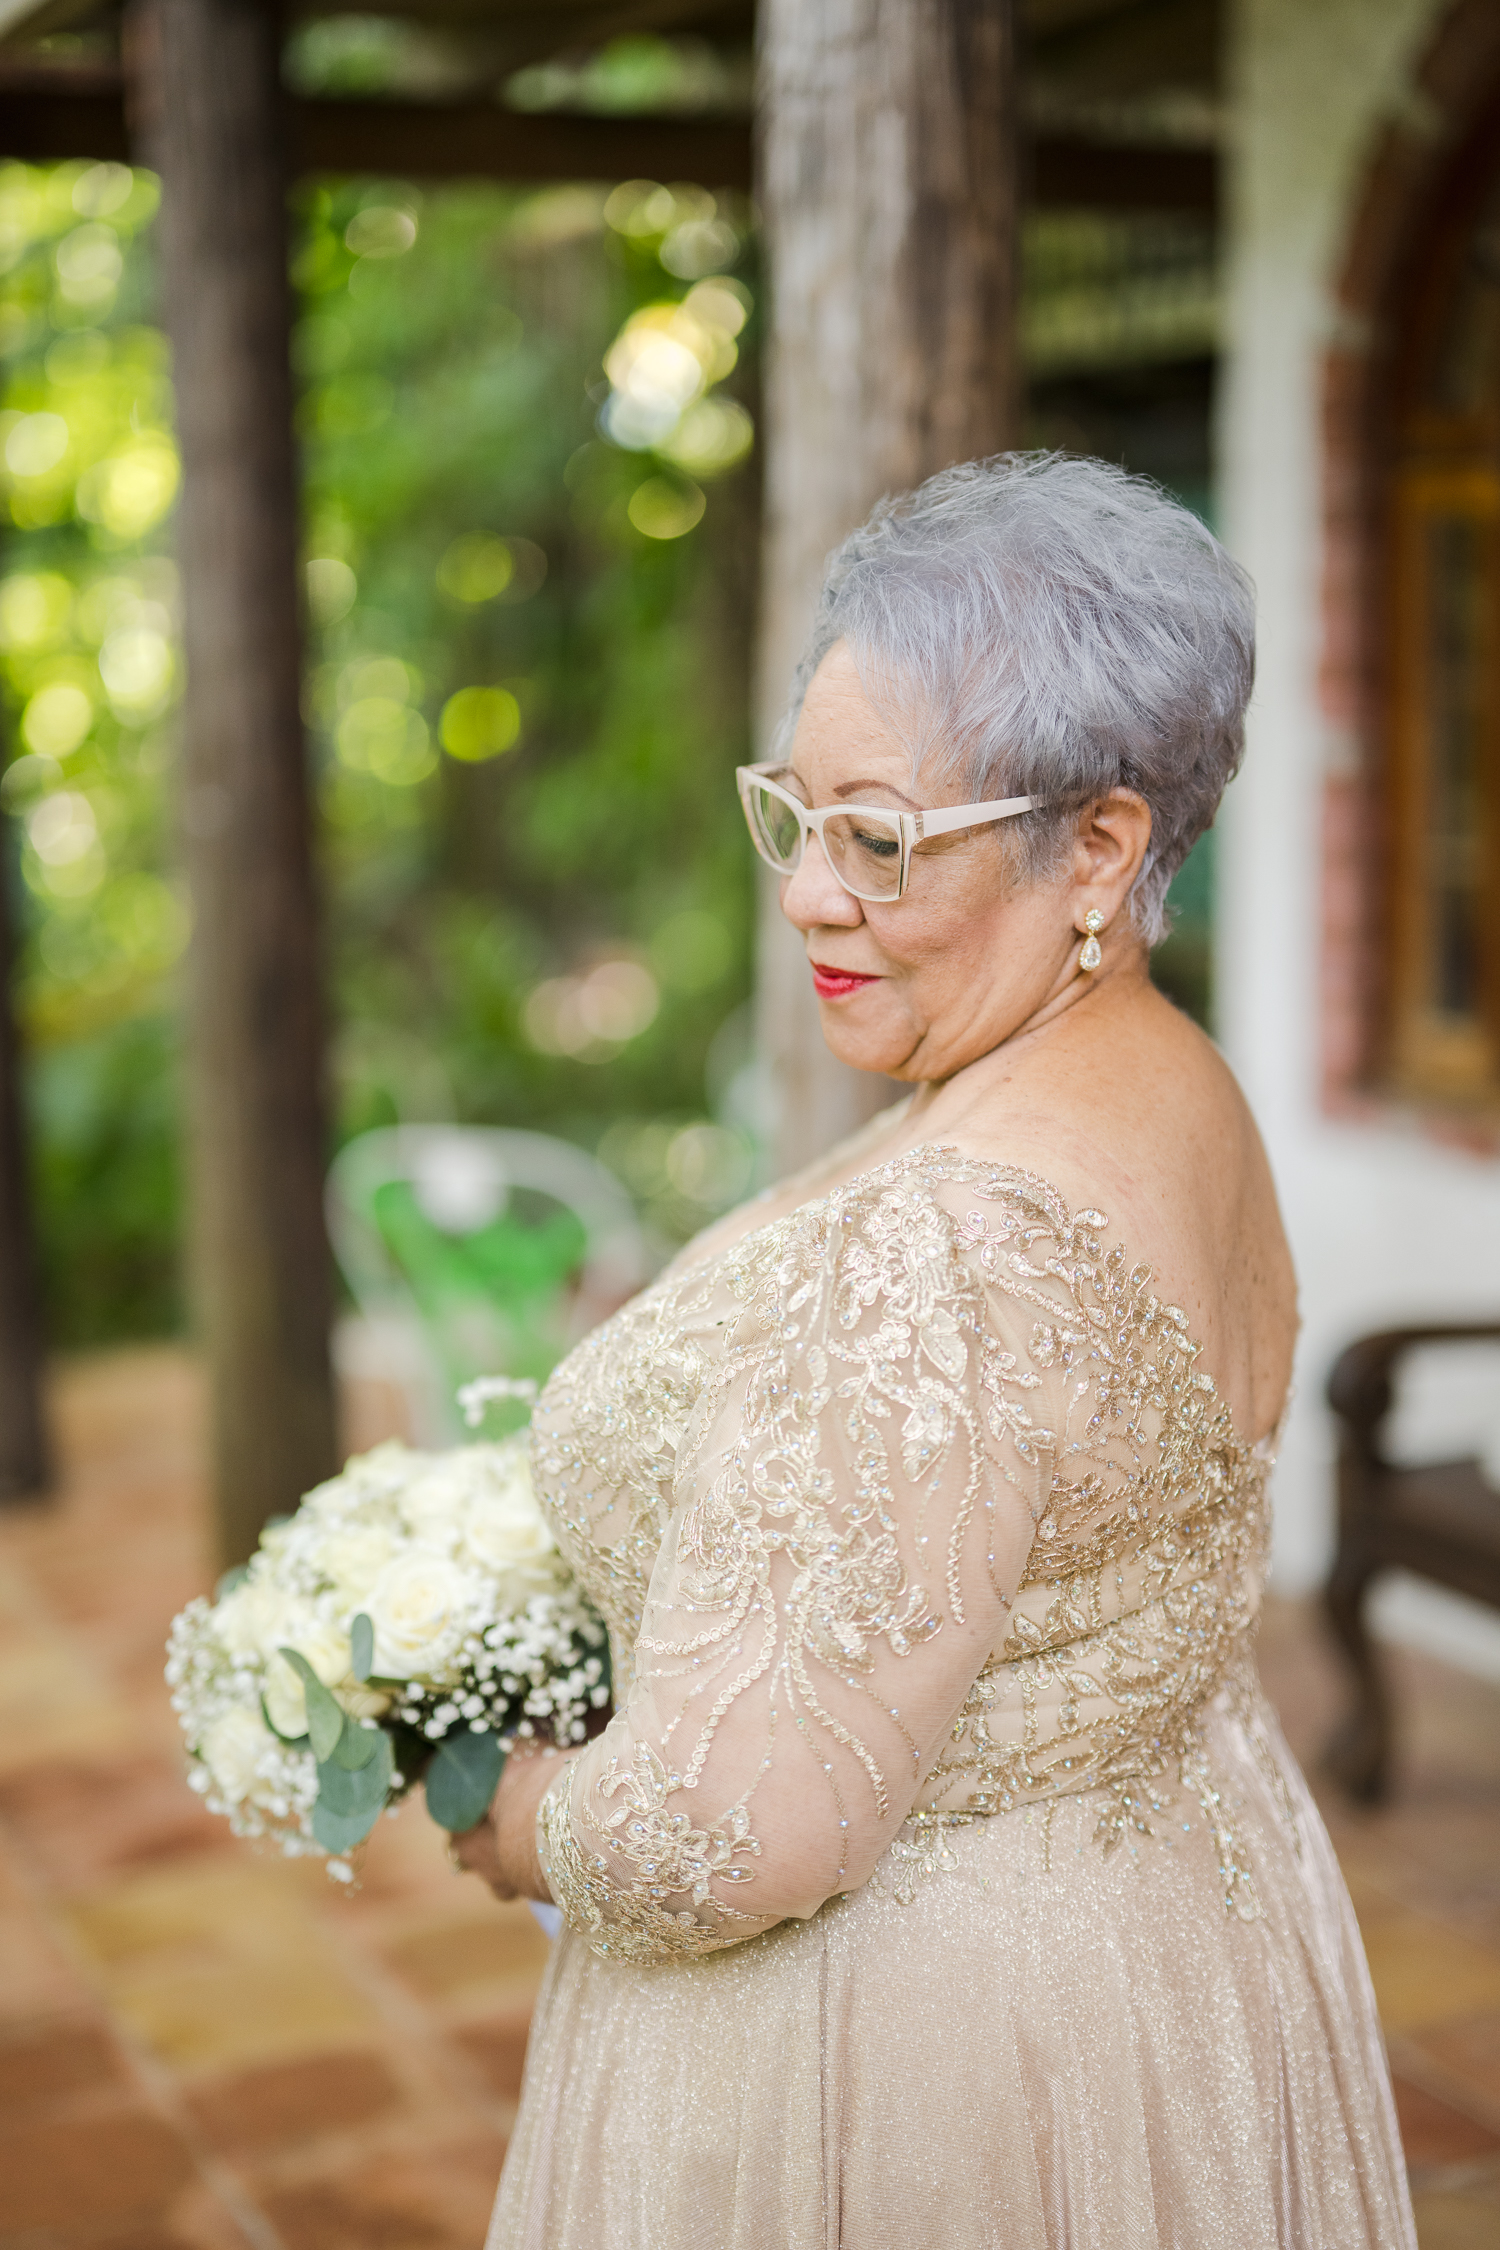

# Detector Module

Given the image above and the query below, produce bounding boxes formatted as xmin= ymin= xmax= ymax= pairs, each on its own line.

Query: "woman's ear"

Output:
xmin=1069 ymin=790 xmax=1153 ymax=929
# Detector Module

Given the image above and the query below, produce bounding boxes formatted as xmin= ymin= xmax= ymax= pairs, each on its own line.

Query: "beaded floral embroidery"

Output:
xmin=533 ymin=1152 xmax=1283 ymax=1961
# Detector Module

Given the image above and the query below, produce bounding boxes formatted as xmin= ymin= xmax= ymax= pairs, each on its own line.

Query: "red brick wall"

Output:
xmin=1316 ymin=0 xmax=1500 ymax=1132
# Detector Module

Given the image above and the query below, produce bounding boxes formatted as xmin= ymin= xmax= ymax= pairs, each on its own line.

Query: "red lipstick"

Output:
xmin=811 ymin=961 xmax=881 ymax=1000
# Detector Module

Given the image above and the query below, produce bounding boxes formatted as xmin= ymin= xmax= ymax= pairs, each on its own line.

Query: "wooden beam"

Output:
xmin=0 ymin=68 xmax=129 ymax=160
xmin=754 ymin=0 xmax=1023 ymax=1173
xmin=0 ymin=67 xmax=1213 ymax=209
xmin=0 ymin=72 xmax=756 ymax=181
xmin=126 ymin=0 xmax=337 ymax=1568
xmin=292 ymin=96 xmax=754 ymax=186
xmin=0 ymin=817 xmax=50 ymax=1504
xmin=1032 ymin=133 xmax=1215 ymax=213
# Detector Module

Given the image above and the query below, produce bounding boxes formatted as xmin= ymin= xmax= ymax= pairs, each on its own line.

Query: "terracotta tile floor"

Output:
xmin=0 ymin=1346 xmax=1497 ymax=2248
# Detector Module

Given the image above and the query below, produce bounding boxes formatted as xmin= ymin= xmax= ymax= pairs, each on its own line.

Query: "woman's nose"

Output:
xmin=779 ymin=835 xmax=863 ymax=931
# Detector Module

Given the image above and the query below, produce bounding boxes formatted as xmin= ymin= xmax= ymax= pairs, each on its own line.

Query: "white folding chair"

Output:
xmin=327 ymin=1124 xmax=648 ymax=1445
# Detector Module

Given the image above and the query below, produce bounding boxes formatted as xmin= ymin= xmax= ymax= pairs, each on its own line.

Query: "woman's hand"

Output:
xmin=449 ymin=1743 xmax=577 ymax=1901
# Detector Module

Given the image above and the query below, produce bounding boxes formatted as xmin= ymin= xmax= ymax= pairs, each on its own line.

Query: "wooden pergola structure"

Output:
xmin=0 ymin=0 xmax=1219 ymax=1556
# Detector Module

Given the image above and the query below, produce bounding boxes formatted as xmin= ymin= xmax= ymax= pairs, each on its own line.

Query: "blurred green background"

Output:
xmin=0 ymin=94 xmax=1217 ymax=1348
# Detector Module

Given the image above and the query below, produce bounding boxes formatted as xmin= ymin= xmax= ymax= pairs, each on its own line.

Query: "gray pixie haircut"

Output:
xmin=773 ymin=452 xmax=1255 ymax=943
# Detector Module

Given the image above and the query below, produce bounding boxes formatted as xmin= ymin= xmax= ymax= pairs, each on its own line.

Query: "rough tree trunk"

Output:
xmin=0 ymin=822 xmax=50 ymax=1504
xmin=127 ymin=0 xmax=337 ymax=1566
xmin=754 ymin=0 xmax=1021 ymax=1174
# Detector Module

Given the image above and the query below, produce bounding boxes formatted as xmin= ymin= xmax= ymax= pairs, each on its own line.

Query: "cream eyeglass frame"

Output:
xmin=736 ymin=762 xmax=1042 ymax=903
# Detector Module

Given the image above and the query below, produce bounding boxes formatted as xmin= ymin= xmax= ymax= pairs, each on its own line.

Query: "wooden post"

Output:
xmin=127 ymin=0 xmax=337 ymax=1565
xmin=0 ymin=823 xmax=50 ymax=1503
xmin=755 ymin=0 xmax=1021 ymax=1173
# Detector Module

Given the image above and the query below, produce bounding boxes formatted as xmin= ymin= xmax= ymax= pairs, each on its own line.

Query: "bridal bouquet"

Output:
xmin=166 ymin=1423 xmax=609 ymax=1879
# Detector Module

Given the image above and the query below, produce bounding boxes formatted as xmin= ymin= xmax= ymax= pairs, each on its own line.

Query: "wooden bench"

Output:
xmin=1324 ymin=1322 xmax=1500 ymax=1801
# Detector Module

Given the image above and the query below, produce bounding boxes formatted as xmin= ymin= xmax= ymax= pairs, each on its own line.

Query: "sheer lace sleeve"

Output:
xmin=537 ymin=1165 xmax=1073 ymax=1964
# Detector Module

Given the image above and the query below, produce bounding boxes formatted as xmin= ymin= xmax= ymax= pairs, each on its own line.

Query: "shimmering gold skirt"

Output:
xmin=487 ymin=1692 xmax=1415 ymax=2248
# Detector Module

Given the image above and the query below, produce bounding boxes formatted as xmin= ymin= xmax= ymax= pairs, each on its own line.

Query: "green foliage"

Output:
xmin=1 ymin=162 xmax=759 ymax=1343
xmin=299 ymin=175 xmax=758 ymax=1173
xmin=26 ymin=1011 xmax=182 ymax=1341
xmin=278 ymin=1646 xmax=347 ymax=1760
xmin=423 ymin=1723 xmax=506 ymax=1834
xmin=0 ymin=162 xmax=189 ymax=1342
xmin=312 ymin=1724 xmax=394 ymax=1853
xmin=331 ymin=1712 xmax=383 ymax=1771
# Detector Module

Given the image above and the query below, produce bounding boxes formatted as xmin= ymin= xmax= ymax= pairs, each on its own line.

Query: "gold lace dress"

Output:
xmin=488 ymin=1149 xmax=1415 ymax=2249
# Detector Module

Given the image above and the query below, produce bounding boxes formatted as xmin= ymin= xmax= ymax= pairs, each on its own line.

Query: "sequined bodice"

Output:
xmin=532 ymin=1149 xmax=1279 ymax=1962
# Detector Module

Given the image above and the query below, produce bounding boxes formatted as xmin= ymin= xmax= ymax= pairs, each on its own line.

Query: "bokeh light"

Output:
xmin=598 ymin=278 xmax=750 ymax=460
xmin=664 ymin=1120 xmax=752 ymax=1203
xmin=439 ymin=686 xmax=521 ymax=763
xmin=71 ymin=163 xmax=134 ymax=219
xmin=437 ymin=532 xmax=513 ymax=603
xmin=21 ymin=679 xmax=92 ymax=757
xmin=4 ymin=411 xmax=68 ymax=476
xmin=337 ymin=696 xmax=435 ymax=786
xmin=344 ymin=205 xmax=418 ymax=258
xmin=524 ymin=959 xmax=660 ymax=1059
xmin=596 ymin=1113 xmax=755 ymax=1222
xmin=99 ymin=625 xmax=173 ymax=718
xmin=659 ymin=394 xmax=753 ymax=475
xmin=305 ymin=555 xmax=357 ymax=623
xmin=626 ymin=475 xmax=705 ymax=540
xmin=54 ymin=223 xmax=123 ymax=308
xmin=25 ymin=787 xmax=105 ymax=896
xmin=0 ymin=571 xmax=72 ymax=646
xmin=75 ymin=441 xmax=178 ymax=538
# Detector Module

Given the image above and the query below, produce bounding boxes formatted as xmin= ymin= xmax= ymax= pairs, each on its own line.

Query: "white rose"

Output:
xmin=259 ymin=1613 xmax=351 ymax=1738
xmin=262 ymin=1662 xmax=309 ymax=1740
xmin=305 ymin=1441 xmax=421 ymax=1511
xmin=398 ymin=1463 xmax=475 ymax=1553
xmin=352 ymin=1439 xmax=431 ymax=1493
xmin=214 ymin=1573 xmax=297 ymax=1660
xmin=314 ymin=1525 xmax=402 ymax=1602
xmin=364 ymin=1553 xmax=479 ymax=1679
xmin=464 ymin=1484 xmax=554 ymax=1574
xmin=199 ymin=1706 xmax=278 ymax=1803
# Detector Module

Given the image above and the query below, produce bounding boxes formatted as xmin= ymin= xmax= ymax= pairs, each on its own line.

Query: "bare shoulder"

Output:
xmin=941 ymin=988 xmax=1252 ymax=1206
xmin=937 ymin=984 xmax=1297 ymax=1436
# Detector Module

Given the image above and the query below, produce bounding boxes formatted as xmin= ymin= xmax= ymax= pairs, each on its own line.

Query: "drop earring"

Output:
xmin=1077 ymin=908 xmax=1104 ymax=972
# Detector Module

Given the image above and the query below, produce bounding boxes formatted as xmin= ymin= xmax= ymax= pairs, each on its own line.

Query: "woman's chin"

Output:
xmin=816 ymin=1010 xmax=912 ymax=1079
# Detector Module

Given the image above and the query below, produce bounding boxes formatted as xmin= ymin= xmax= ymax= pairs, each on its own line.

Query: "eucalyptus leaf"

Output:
xmin=214 ymin=1563 xmax=249 ymax=1600
xmin=317 ymin=1729 xmax=392 ymax=1821
xmin=278 ymin=1647 xmax=346 ymax=1763
xmin=312 ymin=1796 xmax=384 ymax=1854
xmin=350 ymin=1612 xmax=374 ymax=1682
xmin=425 ymin=1728 xmax=506 ymax=1834
xmin=333 ymin=1717 xmax=381 ymax=1770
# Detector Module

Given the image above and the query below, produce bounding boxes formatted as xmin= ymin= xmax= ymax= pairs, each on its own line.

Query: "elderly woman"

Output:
xmin=462 ymin=455 xmax=1416 ymax=2248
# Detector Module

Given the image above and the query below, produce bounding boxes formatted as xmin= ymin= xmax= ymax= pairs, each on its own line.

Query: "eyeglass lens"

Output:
xmin=819 ymin=810 xmax=904 ymax=897
xmin=744 ymin=777 xmax=907 ymax=900
xmin=748 ymin=781 xmax=805 ymax=869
